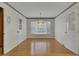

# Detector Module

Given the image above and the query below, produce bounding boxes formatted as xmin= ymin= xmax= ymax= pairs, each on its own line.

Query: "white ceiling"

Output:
xmin=8 ymin=2 xmax=73 ymax=17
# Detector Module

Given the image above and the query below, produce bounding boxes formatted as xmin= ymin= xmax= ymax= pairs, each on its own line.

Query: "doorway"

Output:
xmin=0 ymin=7 xmax=4 ymax=55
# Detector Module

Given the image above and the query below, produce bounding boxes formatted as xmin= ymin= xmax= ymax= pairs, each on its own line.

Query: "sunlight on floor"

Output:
xmin=31 ymin=41 xmax=50 ymax=56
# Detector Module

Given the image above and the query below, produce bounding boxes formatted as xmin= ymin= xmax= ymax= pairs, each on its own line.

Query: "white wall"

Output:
xmin=0 ymin=3 xmax=27 ymax=54
xmin=27 ymin=19 xmax=55 ymax=38
xmin=55 ymin=3 xmax=79 ymax=55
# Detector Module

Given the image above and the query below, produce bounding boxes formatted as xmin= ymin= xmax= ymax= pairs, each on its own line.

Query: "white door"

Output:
xmin=66 ymin=12 xmax=77 ymax=53
xmin=76 ymin=11 xmax=79 ymax=55
xmin=64 ymin=15 xmax=68 ymax=45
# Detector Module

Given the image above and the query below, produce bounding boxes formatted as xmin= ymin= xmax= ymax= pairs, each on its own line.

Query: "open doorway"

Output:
xmin=0 ymin=7 xmax=4 ymax=55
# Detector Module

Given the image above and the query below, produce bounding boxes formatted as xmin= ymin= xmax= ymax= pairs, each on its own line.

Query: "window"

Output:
xmin=19 ymin=19 xmax=22 ymax=30
xmin=31 ymin=20 xmax=50 ymax=34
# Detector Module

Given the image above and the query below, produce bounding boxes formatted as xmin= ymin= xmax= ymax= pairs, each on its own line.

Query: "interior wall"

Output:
xmin=27 ymin=19 xmax=55 ymax=38
xmin=0 ymin=3 xmax=27 ymax=54
xmin=55 ymin=3 xmax=79 ymax=55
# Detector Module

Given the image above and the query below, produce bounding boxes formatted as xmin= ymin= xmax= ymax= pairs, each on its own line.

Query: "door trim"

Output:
xmin=0 ymin=7 xmax=4 ymax=54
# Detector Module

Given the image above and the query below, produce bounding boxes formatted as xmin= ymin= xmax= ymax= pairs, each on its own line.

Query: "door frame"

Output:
xmin=0 ymin=7 xmax=4 ymax=54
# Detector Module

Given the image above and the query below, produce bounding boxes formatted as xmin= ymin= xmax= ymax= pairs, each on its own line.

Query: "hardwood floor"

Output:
xmin=0 ymin=48 xmax=2 ymax=55
xmin=4 ymin=38 xmax=76 ymax=56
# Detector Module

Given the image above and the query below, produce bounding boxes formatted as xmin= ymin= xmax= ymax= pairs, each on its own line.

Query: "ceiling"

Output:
xmin=8 ymin=2 xmax=73 ymax=18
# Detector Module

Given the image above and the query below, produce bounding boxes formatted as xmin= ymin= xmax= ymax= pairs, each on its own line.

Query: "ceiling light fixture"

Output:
xmin=36 ymin=12 xmax=44 ymax=25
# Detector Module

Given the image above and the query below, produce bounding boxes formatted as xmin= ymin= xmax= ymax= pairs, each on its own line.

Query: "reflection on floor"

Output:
xmin=31 ymin=40 xmax=49 ymax=56
xmin=4 ymin=38 xmax=76 ymax=56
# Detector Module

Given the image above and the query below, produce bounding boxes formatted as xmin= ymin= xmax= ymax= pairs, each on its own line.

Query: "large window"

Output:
xmin=31 ymin=20 xmax=50 ymax=34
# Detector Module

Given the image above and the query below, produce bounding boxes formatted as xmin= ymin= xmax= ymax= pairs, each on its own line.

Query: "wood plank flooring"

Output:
xmin=4 ymin=38 xmax=76 ymax=56
xmin=0 ymin=48 xmax=2 ymax=55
